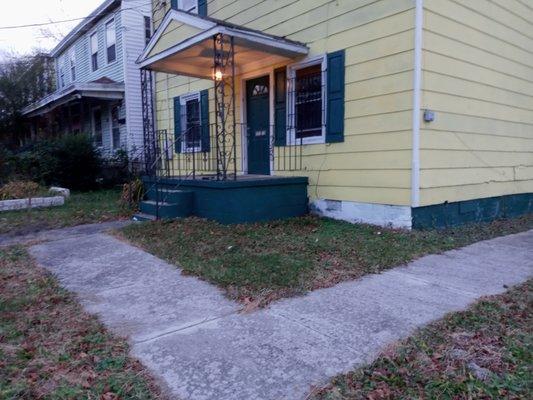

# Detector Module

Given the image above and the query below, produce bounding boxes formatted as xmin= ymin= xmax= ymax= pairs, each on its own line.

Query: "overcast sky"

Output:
xmin=0 ymin=0 xmax=103 ymax=59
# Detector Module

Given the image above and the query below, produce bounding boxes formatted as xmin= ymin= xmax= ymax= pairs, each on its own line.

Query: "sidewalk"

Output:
xmin=29 ymin=229 xmax=533 ymax=400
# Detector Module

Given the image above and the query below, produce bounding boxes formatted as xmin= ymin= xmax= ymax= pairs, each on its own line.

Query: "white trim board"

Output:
xmin=310 ymin=199 xmax=413 ymax=229
xmin=411 ymin=0 xmax=423 ymax=207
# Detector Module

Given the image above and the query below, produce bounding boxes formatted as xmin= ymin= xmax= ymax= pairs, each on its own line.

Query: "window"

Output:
xmin=288 ymin=56 xmax=327 ymax=143
xmin=144 ymin=16 xmax=152 ymax=45
xmin=92 ymin=108 xmax=103 ymax=147
xmin=90 ymin=32 xmax=99 ymax=71
xmin=106 ymin=19 xmax=116 ymax=63
xmin=111 ymin=105 xmax=121 ymax=149
xmin=180 ymin=93 xmax=201 ymax=151
xmin=69 ymin=50 xmax=76 ymax=82
xmin=179 ymin=0 xmax=198 ymax=13
xmin=58 ymin=57 xmax=65 ymax=88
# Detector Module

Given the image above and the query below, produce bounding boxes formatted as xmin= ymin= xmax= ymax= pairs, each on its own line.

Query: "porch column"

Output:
xmin=213 ymin=33 xmax=237 ymax=180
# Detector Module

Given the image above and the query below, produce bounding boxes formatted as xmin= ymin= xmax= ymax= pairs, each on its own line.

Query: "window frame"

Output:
xmin=69 ymin=48 xmax=76 ymax=82
xmin=143 ymin=15 xmax=152 ymax=45
xmin=287 ymin=54 xmax=327 ymax=145
xmin=110 ymin=104 xmax=121 ymax=150
xmin=58 ymin=56 xmax=65 ymax=88
xmin=91 ymin=107 xmax=104 ymax=148
xmin=178 ymin=0 xmax=198 ymax=13
xmin=105 ymin=18 xmax=117 ymax=65
xmin=90 ymin=31 xmax=99 ymax=72
xmin=179 ymin=91 xmax=202 ymax=153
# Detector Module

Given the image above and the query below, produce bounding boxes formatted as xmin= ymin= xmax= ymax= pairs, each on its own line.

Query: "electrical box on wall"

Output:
xmin=424 ymin=109 xmax=435 ymax=123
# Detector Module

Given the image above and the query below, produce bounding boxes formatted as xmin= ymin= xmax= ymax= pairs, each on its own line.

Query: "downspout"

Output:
xmin=411 ymin=0 xmax=423 ymax=208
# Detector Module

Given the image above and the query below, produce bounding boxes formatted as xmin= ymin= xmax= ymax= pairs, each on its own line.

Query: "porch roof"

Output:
xmin=22 ymin=82 xmax=125 ymax=118
xmin=137 ymin=10 xmax=309 ymax=79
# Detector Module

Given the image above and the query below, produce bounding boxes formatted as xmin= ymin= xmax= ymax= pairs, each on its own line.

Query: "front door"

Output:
xmin=246 ymin=75 xmax=270 ymax=175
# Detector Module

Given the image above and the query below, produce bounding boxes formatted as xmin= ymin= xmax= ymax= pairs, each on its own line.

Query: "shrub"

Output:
xmin=52 ymin=134 xmax=102 ymax=190
xmin=120 ymin=178 xmax=144 ymax=210
xmin=0 ymin=181 xmax=41 ymax=200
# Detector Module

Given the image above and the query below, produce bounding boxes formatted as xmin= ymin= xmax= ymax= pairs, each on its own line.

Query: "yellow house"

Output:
xmin=136 ymin=0 xmax=533 ymax=229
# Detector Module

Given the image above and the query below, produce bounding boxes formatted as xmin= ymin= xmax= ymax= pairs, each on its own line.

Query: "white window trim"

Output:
xmin=110 ymin=104 xmax=121 ymax=150
xmin=287 ymin=54 xmax=327 ymax=145
xmin=178 ymin=0 xmax=198 ymax=13
xmin=91 ymin=107 xmax=103 ymax=149
xmin=89 ymin=30 xmax=99 ymax=72
xmin=58 ymin=56 xmax=65 ymax=88
xmin=69 ymin=48 xmax=76 ymax=82
xmin=180 ymin=91 xmax=202 ymax=153
xmin=104 ymin=17 xmax=117 ymax=65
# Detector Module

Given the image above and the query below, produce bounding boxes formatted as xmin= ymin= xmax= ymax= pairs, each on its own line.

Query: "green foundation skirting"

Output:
xmin=412 ymin=193 xmax=533 ymax=229
xmin=142 ymin=176 xmax=309 ymax=224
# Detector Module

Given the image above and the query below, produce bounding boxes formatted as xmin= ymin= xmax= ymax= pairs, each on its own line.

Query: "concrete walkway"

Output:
xmin=0 ymin=220 xmax=131 ymax=247
xmin=29 ymin=230 xmax=532 ymax=400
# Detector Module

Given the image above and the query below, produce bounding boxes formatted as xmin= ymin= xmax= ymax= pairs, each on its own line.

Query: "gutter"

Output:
xmin=411 ymin=0 xmax=423 ymax=208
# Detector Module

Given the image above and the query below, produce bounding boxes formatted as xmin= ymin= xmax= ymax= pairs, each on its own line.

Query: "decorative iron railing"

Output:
xmin=151 ymin=124 xmax=303 ymax=180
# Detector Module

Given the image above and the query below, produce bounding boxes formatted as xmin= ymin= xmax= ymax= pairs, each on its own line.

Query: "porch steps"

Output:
xmin=136 ymin=188 xmax=194 ymax=220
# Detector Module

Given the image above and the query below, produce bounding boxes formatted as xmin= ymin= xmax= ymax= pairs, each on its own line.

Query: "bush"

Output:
xmin=100 ymin=149 xmax=130 ymax=188
xmin=52 ymin=134 xmax=102 ymax=190
xmin=120 ymin=178 xmax=144 ymax=210
xmin=3 ymin=134 xmax=102 ymax=191
xmin=0 ymin=181 xmax=42 ymax=200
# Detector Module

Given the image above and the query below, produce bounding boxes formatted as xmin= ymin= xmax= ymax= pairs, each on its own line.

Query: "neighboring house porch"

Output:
xmin=22 ymin=80 xmax=126 ymax=156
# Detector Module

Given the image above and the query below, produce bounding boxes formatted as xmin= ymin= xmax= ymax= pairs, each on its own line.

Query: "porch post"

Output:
xmin=213 ymin=33 xmax=237 ymax=180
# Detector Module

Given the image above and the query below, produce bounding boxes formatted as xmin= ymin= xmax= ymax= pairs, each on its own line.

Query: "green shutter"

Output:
xmin=274 ymin=67 xmax=287 ymax=146
xmin=171 ymin=0 xmax=178 ymax=10
xmin=326 ymin=50 xmax=345 ymax=143
xmin=174 ymin=96 xmax=182 ymax=153
xmin=200 ymin=89 xmax=210 ymax=152
xmin=198 ymin=0 xmax=207 ymax=16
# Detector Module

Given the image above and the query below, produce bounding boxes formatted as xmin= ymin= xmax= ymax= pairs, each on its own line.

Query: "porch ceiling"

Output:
xmin=138 ymin=10 xmax=309 ymax=79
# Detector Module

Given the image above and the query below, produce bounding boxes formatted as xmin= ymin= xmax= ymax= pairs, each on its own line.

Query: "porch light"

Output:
xmin=213 ymin=64 xmax=223 ymax=81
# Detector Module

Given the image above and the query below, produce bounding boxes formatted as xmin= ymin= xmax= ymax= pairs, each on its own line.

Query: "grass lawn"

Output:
xmin=118 ymin=214 xmax=533 ymax=307
xmin=0 ymin=246 xmax=164 ymax=400
xmin=0 ymin=189 xmax=130 ymax=236
xmin=309 ymin=280 xmax=532 ymax=399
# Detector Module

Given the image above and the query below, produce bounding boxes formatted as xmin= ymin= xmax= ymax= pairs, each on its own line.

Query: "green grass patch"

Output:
xmin=0 ymin=189 xmax=130 ymax=236
xmin=119 ymin=214 xmax=533 ymax=306
xmin=0 ymin=246 xmax=163 ymax=400
xmin=310 ymin=281 xmax=533 ymax=399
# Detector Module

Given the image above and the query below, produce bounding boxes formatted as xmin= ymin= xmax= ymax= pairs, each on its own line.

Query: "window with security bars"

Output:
xmin=180 ymin=94 xmax=201 ymax=151
xmin=287 ymin=58 xmax=326 ymax=142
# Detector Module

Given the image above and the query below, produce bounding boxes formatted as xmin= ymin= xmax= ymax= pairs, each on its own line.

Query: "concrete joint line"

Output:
xmin=134 ymin=311 xmax=238 ymax=344
xmin=388 ymin=270 xmax=482 ymax=298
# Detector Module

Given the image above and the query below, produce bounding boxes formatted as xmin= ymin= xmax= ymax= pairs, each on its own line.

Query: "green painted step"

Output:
xmin=140 ymin=200 xmax=191 ymax=219
xmin=146 ymin=187 xmax=194 ymax=204
xmin=132 ymin=213 xmax=157 ymax=222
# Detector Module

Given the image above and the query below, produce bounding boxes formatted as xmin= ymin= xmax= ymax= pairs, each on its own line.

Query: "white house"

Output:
xmin=22 ymin=0 xmax=151 ymax=158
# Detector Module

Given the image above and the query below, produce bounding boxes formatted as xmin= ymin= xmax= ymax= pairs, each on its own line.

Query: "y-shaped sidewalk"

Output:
xmin=29 ymin=229 xmax=532 ymax=400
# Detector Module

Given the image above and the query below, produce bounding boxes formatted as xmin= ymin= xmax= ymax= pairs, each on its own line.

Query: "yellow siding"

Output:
xmin=152 ymin=0 xmax=416 ymax=206
xmin=148 ymin=22 xmax=204 ymax=57
xmin=420 ymin=0 xmax=533 ymax=206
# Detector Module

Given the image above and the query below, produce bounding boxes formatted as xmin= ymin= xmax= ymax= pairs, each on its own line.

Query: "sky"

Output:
xmin=0 ymin=0 xmax=104 ymax=59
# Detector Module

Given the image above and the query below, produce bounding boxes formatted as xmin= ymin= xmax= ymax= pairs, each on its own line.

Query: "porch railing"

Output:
xmin=152 ymin=124 xmax=304 ymax=181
